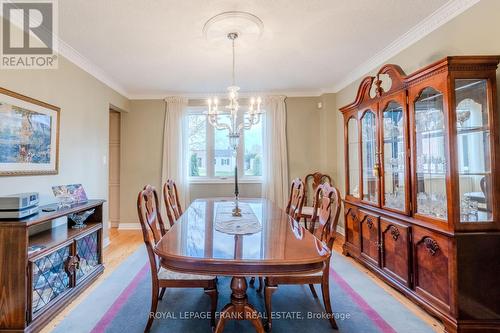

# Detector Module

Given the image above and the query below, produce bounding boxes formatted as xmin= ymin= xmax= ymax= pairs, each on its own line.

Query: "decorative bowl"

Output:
xmin=68 ymin=209 xmax=95 ymax=229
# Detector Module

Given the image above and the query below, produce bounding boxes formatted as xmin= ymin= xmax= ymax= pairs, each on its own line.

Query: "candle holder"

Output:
xmin=231 ymin=143 xmax=242 ymax=217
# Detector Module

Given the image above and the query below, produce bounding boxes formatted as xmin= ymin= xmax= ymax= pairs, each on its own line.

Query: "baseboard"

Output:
xmin=117 ymin=222 xmax=142 ymax=230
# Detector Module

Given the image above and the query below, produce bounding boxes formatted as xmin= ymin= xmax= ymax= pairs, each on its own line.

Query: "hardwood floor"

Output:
xmin=41 ymin=228 xmax=444 ymax=333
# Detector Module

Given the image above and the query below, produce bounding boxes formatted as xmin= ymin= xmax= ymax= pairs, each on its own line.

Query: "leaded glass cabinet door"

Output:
xmin=454 ymin=78 xmax=494 ymax=224
xmin=361 ymin=110 xmax=380 ymax=205
xmin=347 ymin=117 xmax=360 ymax=199
xmin=30 ymin=245 xmax=71 ymax=317
xmin=381 ymin=100 xmax=408 ymax=214
xmin=413 ymin=87 xmax=448 ymax=221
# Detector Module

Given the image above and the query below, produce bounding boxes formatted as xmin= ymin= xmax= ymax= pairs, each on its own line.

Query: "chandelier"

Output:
xmin=206 ymin=32 xmax=264 ymax=150
xmin=205 ymin=31 xmax=264 ymax=216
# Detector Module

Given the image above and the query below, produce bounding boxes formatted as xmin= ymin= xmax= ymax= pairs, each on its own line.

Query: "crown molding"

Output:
xmin=128 ymin=90 xmax=323 ymax=100
xmin=329 ymin=0 xmax=481 ymax=93
xmin=57 ymin=39 xmax=130 ymax=98
xmin=0 ymin=6 xmax=130 ymax=98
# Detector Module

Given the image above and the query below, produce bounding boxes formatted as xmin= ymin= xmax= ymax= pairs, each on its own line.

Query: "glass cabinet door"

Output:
xmin=382 ymin=101 xmax=406 ymax=212
xmin=414 ymin=88 xmax=447 ymax=220
xmin=361 ymin=111 xmax=379 ymax=204
xmin=455 ymin=79 xmax=493 ymax=222
xmin=347 ymin=118 xmax=360 ymax=198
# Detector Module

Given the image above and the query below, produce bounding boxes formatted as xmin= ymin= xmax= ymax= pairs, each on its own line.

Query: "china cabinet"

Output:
xmin=340 ymin=56 xmax=500 ymax=333
xmin=0 ymin=200 xmax=104 ymax=332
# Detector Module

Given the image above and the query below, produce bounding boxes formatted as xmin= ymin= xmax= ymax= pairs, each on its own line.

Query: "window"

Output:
xmin=187 ymin=107 xmax=264 ymax=181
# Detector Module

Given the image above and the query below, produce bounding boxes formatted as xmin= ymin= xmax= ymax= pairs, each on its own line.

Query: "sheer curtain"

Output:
xmin=161 ymin=96 xmax=189 ymax=212
xmin=262 ymin=95 xmax=289 ymax=209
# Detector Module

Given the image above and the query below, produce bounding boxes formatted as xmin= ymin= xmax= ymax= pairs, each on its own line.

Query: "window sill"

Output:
xmin=189 ymin=178 xmax=262 ymax=184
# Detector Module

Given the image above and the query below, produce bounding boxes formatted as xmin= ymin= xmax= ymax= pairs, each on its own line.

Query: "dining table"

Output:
xmin=154 ymin=197 xmax=330 ymax=332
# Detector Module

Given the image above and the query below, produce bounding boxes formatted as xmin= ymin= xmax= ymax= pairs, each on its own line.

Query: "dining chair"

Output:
xmin=285 ymin=178 xmax=306 ymax=219
xmin=300 ymin=172 xmax=332 ymax=229
xmin=137 ymin=185 xmax=218 ymax=332
xmin=263 ymin=183 xmax=341 ymax=331
xmin=251 ymin=178 xmax=306 ymax=293
xmin=163 ymin=179 xmax=183 ymax=226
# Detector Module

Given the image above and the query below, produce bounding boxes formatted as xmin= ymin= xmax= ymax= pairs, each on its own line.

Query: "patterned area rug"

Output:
xmin=52 ymin=246 xmax=437 ymax=333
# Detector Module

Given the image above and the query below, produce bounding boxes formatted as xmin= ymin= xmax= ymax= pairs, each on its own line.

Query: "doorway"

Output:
xmin=109 ymin=110 xmax=121 ymax=227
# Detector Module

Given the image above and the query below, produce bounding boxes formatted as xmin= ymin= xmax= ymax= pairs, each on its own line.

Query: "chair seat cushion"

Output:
xmin=301 ymin=206 xmax=314 ymax=217
xmin=158 ymin=267 xmax=215 ymax=280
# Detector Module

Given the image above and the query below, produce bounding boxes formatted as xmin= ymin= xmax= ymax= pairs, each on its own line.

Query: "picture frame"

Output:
xmin=52 ymin=184 xmax=88 ymax=205
xmin=0 ymin=87 xmax=60 ymax=176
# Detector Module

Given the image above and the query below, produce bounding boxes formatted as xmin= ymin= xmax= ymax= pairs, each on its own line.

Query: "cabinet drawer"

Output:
xmin=380 ymin=218 xmax=410 ymax=287
xmin=29 ymin=244 xmax=72 ymax=318
xmin=359 ymin=210 xmax=380 ymax=266
xmin=344 ymin=203 xmax=360 ymax=249
xmin=412 ymin=226 xmax=451 ymax=312
xmin=76 ymin=230 xmax=101 ymax=282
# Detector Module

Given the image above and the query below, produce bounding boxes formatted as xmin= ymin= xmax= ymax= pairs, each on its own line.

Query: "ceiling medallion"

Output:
xmin=203 ymin=11 xmax=264 ymax=47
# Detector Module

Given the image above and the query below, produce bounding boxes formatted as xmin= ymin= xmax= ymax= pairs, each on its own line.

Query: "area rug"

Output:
xmin=52 ymin=246 xmax=436 ymax=333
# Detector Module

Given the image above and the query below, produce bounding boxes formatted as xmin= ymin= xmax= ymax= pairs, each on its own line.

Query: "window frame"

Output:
xmin=187 ymin=106 xmax=263 ymax=184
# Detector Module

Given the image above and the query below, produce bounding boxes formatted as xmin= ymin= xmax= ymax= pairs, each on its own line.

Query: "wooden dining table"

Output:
xmin=154 ymin=198 xmax=330 ymax=332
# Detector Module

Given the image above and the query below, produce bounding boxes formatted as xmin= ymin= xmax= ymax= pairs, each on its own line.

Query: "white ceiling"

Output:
xmin=57 ymin=0 xmax=478 ymax=98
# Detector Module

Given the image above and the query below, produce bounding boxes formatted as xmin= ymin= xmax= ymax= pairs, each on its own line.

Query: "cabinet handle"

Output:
xmin=64 ymin=255 xmax=81 ymax=276
xmin=423 ymin=237 xmax=439 ymax=256
xmin=373 ymin=150 xmax=382 ymax=177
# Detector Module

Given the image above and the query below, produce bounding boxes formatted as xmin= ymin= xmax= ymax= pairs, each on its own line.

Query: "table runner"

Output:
xmin=214 ymin=202 xmax=262 ymax=235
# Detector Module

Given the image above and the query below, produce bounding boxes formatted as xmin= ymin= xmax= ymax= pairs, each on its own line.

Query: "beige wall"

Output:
xmin=329 ymin=0 xmax=500 ymax=230
xmin=119 ymin=100 xmax=165 ymax=226
xmin=286 ymin=97 xmax=323 ymax=181
xmin=0 ymin=56 xmax=130 ymax=241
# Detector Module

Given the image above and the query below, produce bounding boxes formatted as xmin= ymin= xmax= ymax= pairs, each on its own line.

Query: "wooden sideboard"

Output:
xmin=0 ymin=200 xmax=105 ymax=332
xmin=339 ymin=56 xmax=500 ymax=333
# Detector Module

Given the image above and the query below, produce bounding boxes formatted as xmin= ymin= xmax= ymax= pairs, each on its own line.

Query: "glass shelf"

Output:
xmin=383 ymin=137 xmax=404 ymax=143
xmin=457 ymin=126 xmax=489 ymax=134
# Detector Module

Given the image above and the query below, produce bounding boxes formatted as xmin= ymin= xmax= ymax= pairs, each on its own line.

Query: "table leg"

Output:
xmin=215 ymin=277 xmax=265 ymax=333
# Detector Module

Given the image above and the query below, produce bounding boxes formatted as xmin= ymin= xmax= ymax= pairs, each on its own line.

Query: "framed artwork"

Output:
xmin=0 ymin=87 xmax=60 ymax=176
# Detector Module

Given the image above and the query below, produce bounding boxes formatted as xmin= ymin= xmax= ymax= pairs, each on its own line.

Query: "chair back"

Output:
xmin=305 ymin=172 xmax=332 ymax=206
xmin=310 ymin=183 xmax=342 ymax=250
xmin=285 ymin=178 xmax=305 ymax=220
xmin=137 ymin=185 xmax=167 ymax=279
xmin=480 ymin=176 xmax=491 ymax=211
xmin=163 ymin=179 xmax=183 ymax=227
